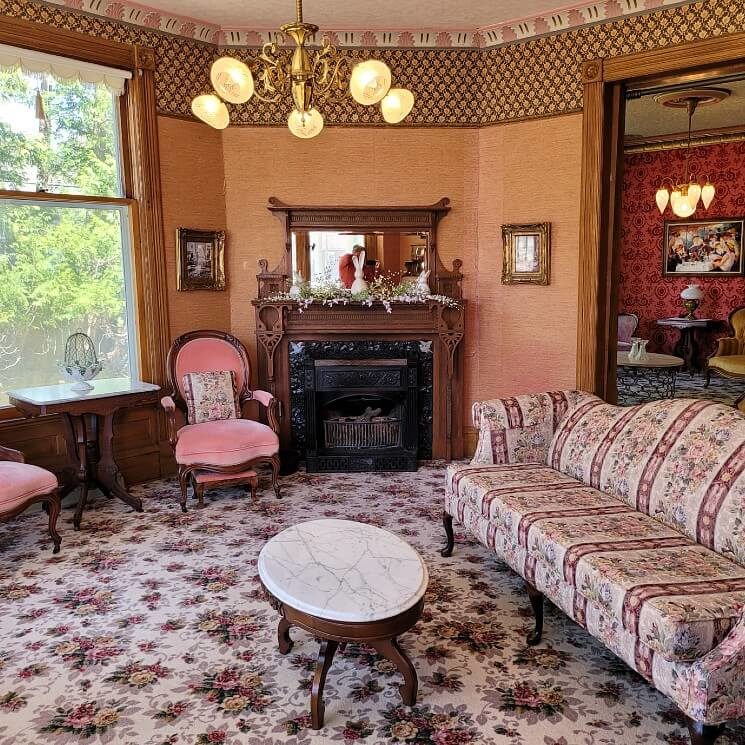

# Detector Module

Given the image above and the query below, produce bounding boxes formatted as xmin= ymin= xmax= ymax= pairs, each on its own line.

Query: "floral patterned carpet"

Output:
xmin=2 ymin=465 xmax=744 ymax=745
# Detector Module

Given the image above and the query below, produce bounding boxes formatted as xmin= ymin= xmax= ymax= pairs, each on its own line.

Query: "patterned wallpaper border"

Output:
xmin=43 ymin=0 xmax=697 ymax=49
xmin=0 ymin=0 xmax=743 ymax=125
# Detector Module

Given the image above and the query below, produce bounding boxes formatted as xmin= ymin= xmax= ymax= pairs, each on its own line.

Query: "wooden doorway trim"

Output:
xmin=576 ymin=32 xmax=745 ymax=399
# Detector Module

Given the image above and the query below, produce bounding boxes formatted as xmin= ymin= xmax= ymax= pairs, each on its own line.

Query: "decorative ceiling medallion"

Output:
xmin=44 ymin=0 xmax=696 ymax=49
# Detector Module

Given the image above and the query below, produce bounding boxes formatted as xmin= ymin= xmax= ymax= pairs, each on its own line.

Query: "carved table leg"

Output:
xmin=70 ymin=414 xmax=89 ymax=530
xmin=96 ymin=412 xmax=143 ymax=513
xmin=278 ymin=616 xmax=293 ymax=655
xmin=311 ymin=639 xmax=339 ymax=729
xmin=371 ymin=637 xmax=418 ymax=706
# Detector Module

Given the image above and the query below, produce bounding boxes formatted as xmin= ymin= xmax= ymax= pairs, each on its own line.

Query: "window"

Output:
xmin=0 ymin=52 xmax=136 ymax=405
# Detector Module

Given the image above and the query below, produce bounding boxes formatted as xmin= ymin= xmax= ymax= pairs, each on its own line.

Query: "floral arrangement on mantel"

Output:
xmin=266 ymin=276 xmax=459 ymax=313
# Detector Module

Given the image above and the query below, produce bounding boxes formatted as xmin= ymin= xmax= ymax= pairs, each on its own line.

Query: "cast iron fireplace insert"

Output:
xmin=304 ymin=358 xmax=418 ymax=472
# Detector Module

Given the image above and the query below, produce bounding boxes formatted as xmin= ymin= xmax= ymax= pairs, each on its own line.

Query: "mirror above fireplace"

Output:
xmin=292 ymin=230 xmax=430 ymax=290
xmin=256 ymin=197 xmax=463 ymax=299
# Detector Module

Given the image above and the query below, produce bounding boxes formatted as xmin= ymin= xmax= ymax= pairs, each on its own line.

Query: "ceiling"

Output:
xmin=126 ymin=0 xmax=578 ymax=31
xmin=625 ymin=78 xmax=745 ymax=138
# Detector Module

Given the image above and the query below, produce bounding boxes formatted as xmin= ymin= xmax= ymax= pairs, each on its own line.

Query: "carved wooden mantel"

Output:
xmin=252 ymin=300 xmax=466 ymax=461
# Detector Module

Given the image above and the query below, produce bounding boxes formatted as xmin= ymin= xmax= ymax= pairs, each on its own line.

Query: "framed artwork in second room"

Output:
xmin=663 ymin=219 xmax=743 ymax=277
xmin=501 ymin=223 xmax=551 ymax=285
xmin=177 ymin=228 xmax=227 ymax=291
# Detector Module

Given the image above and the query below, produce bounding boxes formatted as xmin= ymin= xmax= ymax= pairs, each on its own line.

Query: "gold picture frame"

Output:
xmin=176 ymin=228 xmax=226 ymax=291
xmin=501 ymin=222 xmax=551 ymax=285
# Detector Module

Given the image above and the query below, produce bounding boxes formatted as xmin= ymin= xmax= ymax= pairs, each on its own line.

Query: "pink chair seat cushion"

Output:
xmin=175 ymin=419 xmax=279 ymax=467
xmin=0 ymin=462 xmax=57 ymax=510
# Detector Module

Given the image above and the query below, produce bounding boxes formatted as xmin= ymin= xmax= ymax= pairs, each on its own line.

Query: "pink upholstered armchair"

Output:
xmin=161 ymin=330 xmax=281 ymax=511
xmin=0 ymin=444 xmax=61 ymax=553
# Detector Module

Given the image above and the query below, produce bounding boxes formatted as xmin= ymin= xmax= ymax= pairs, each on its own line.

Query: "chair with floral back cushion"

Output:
xmin=161 ymin=330 xmax=281 ymax=511
xmin=617 ymin=312 xmax=639 ymax=352
xmin=0 ymin=444 xmax=61 ymax=553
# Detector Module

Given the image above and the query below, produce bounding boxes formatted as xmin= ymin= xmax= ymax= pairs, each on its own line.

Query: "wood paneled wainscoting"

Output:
xmin=0 ymin=406 xmax=175 ymax=486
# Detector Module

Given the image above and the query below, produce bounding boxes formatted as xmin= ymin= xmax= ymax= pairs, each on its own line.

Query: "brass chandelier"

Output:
xmin=653 ymin=88 xmax=728 ymax=218
xmin=191 ymin=0 xmax=415 ymax=138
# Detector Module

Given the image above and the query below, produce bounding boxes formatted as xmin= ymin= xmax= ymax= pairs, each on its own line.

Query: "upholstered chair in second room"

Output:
xmin=161 ymin=330 xmax=281 ymax=511
xmin=707 ymin=305 xmax=745 ymax=409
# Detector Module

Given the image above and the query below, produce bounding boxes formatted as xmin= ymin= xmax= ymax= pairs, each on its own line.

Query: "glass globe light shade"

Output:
xmin=191 ymin=94 xmax=230 ymax=130
xmin=701 ymin=181 xmax=716 ymax=209
xmin=210 ymin=57 xmax=254 ymax=104
xmin=349 ymin=60 xmax=392 ymax=105
xmin=655 ymin=186 xmax=670 ymax=214
xmin=671 ymin=191 xmax=695 ymax=218
xmin=687 ymin=181 xmax=702 ymax=208
xmin=380 ymin=88 xmax=415 ymax=123
xmin=288 ymin=108 xmax=324 ymax=139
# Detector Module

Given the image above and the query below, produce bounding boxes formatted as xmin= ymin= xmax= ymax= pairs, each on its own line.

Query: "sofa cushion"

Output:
xmin=447 ymin=463 xmax=628 ymax=542
xmin=548 ymin=398 xmax=745 ymax=566
xmin=175 ymin=419 xmax=279 ymax=467
xmin=526 ymin=510 xmax=745 ymax=662
xmin=447 ymin=461 xmax=745 ymax=663
xmin=471 ymin=390 xmax=598 ymax=465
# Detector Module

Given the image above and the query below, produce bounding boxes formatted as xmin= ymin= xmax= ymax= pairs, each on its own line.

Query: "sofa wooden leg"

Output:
xmin=525 ymin=582 xmax=544 ymax=646
xmin=441 ymin=511 xmax=454 ymax=557
xmin=686 ymin=718 xmax=725 ymax=745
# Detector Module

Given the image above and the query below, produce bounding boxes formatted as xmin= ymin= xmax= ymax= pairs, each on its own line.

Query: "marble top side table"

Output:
xmin=258 ymin=518 xmax=428 ymax=729
xmin=8 ymin=378 xmax=160 ymax=529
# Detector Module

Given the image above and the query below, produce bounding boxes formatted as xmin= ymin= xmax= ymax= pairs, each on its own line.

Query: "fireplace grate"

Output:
xmin=323 ymin=417 xmax=401 ymax=449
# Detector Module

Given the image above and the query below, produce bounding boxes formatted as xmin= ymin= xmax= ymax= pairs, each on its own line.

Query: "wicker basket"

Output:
xmin=324 ymin=417 xmax=401 ymax=449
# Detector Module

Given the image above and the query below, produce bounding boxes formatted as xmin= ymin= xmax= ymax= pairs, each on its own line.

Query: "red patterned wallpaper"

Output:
xmin=618 ymin=141 xmax=745 ymax=356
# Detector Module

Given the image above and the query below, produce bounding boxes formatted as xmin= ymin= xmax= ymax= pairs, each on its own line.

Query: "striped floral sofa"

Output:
xmin=443 ymin=391 xmax=745 ymax=745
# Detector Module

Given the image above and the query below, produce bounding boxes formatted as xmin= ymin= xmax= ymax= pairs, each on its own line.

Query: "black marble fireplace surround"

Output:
xmin=289 ymin=341 xmax=433 ymax=471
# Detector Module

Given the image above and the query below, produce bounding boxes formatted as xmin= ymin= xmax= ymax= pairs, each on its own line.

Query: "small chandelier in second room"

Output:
xmin=653 ymin=88 xmax=729 ymax=219
xmin=191 ymin=0 xmax=415 ymax=139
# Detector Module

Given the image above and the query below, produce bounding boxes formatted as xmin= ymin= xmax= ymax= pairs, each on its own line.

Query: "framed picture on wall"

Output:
xmin=176 ymin=228 xmax=226 ymax=291
xmin=501 ymin=223 xmax=551 ymax=285
xmin=663 ymin=219 xmax=744 ymax=276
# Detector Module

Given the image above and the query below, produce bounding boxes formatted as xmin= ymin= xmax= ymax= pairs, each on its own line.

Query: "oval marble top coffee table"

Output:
xmin=258 ymin=518 xmax=429 ymax=729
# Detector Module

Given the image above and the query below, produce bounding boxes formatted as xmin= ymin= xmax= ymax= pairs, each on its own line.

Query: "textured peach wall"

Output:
xmin=160 ymin=117 xmax=582 ymax=425
xmin=221 ymin=126 xmax=479 ymax=387
xmin=474 ymin=115 xmax=582 ymax=401
xmin=157 ymin=116 xmax=230 ymax=342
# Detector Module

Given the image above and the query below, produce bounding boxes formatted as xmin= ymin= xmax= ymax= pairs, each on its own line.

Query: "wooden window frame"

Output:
xmin=0 ymin=16 xmax=170 ymax=421
xmin=577 ymin=32 xmax=745 ymax=401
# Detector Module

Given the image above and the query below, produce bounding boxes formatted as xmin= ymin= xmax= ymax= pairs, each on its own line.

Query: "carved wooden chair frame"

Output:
xmin=0 ymin=444 xmax=61 ymax=553
xmin=161 ymin=329 xmax=282 ymax=510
